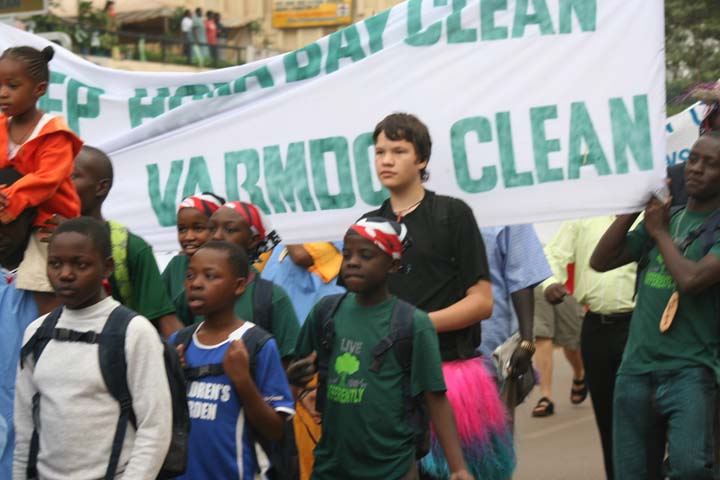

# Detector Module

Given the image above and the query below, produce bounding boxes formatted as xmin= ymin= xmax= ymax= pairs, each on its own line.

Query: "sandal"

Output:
xmin=531 ymin=397 xmax=555 ymax=417
xmin=571 ymin=377 xmax=588 ymax=405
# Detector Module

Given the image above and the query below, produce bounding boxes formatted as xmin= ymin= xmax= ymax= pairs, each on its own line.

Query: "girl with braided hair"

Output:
xmin=0 ymin=45 xmax=83 ymax=294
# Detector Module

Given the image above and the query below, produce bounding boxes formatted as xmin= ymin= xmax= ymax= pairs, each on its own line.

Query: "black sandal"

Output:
xmin=571 ymin=377 xmax=588 ymax=405
xmin=531 ymin=397 xmax=555 ymax=417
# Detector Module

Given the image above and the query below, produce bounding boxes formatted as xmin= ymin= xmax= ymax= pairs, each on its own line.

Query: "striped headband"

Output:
xmin=347 ymin=217 xmax=409 ymax=260
xmin=178 ymin=193 xmax=224 ymax=216
xmin=221 ymin=201 xmax=268 ymax=240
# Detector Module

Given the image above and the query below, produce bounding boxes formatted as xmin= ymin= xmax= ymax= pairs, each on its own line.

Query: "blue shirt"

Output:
xmin=171 ymin=322 xmax=295 ymax=480
xmin=261 ymin=243 xmax=345 ymax=324
xmin=478 ymin=226 xmax=551 ymax=366
xmin=0 ymin=272 xmax=38 ymax=479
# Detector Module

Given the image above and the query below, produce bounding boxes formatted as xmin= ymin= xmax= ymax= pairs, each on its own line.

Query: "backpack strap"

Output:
xmin=20 ymin=307 xmax=63 ymax=369
xmin=108 ymin=221 xmax=133 ymax=308
xmin=98 ymin=305 xmax=138 ymax=480
xmin=170 ymin=324 xmax=223 ymax=381
xmin=243 ymin=325 xmax=273 ymax=382
xmin=23 ymin=307 xmax=63 ymax=480
xmin=252 ymin=277 xmax=274 ymax=332
xmin=314 ymin=293 xmax=347 ymax=413
xmin=370 ymin=300 xmax=415 ymax=373
xmin=174 ymin=324 xmax=272 ymax=382
xmin=693 ymin=209 xmax=720 ymax=256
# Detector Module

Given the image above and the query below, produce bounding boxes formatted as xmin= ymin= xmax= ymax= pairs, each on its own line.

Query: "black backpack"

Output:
xmin=252 ymin=277 xmax=275 ymax=332
xmin=171 ymin=322 xmax=297 ymax=480
xmin=20 ymin=305 xmax=190 ymax=480
xmin=313 ymin=293 xmax=430 ymax=459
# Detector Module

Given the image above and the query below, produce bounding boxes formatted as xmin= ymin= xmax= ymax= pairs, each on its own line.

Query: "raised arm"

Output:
xmin=643 ymin=198 xmax=720 ymax=294
xmin=590 ymin=213 xmax=641 ymax=272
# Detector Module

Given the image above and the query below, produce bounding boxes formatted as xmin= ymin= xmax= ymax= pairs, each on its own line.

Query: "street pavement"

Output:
xmin=513 ymin=349 xmax=607 ymax=480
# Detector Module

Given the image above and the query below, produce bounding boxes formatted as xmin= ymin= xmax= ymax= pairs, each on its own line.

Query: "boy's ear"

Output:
xmin=388 ymin=258 xmax=402 ymax=274
xmin=96 ymin=178 xmax=112 ymax=198
xmin=103 ymin=256 xmax=115 ymax=279
xmin=234 ymin=276 xmax=248 ymax=297
xmin=34 ymin=81 xmax=48 ymax=99
xmin=248 ymin=232 xmax=262 ymax=252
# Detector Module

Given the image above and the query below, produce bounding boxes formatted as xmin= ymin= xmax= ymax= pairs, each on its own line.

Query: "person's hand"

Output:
xmin=544 ymin=283 xmax=569 ymax=304
xmin=449 ymin=469 xmax=474 ymax=480
xmin=644 ymin=196 xmax=671 ymax=240
xmin=176 ymin=344 xmax=188 ymax=369
xmin=287 ymin=351 xmax=318 ymax=387
xmin=508 ymin=344 xmax=533 ymax=378
xmin=223 ymin=340 xmax=251 ymax=387
xmin=0 ymin=185 xmax=8 ymax=210
xmin=299 ymin=387 xmax=322 ymax=424
xmin=39 ymin=214 xmax=68 ymax=242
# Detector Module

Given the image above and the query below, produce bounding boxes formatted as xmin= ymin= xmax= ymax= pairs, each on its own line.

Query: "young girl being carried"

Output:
xmin=0 ymin=45 xmax=82 ymax=299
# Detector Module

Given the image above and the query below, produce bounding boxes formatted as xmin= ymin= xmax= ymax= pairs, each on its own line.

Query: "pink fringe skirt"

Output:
xmin=420 ymin=358 xmax=516 ymax=479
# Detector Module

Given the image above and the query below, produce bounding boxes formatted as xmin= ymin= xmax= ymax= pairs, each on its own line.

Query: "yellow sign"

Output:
xmin=273 ymin=0 xmax=352 ymax=29
xmin=0 ymin=0 xmax=47 ymax=17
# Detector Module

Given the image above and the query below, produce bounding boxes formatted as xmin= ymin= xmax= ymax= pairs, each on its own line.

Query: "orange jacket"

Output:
xmin=0 ymin=114 xmax=83 ymax=226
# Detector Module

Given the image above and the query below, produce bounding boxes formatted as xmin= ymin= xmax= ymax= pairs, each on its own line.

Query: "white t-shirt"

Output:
xmin=181 ymin=16 xmax=193 ymax=34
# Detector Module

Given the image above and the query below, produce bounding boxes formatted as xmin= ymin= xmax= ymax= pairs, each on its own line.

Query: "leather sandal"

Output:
xmin=531 ymin=397 xmax=555 ymax=417
xmin=571 ymin=377 xmax=588 ymax=405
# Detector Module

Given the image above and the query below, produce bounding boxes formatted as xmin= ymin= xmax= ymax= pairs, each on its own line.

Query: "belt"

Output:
xmin=587 ymin=310 xmax=633 ymax=325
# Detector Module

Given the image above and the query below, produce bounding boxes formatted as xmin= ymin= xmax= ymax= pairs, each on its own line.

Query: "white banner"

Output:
xmin=0 ymin=0 xmax=666 ymax=253
xmin=666 ymin=102 xmax=705 ymax=166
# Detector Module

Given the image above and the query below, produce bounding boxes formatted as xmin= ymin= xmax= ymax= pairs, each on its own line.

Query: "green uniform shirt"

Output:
xmin=109 ymin=231 xmax=175 ymax=322
xmin=620 ymin=210 xmax=720 ymax=381
xmin=233 ymin=272 xmax=300 ymax=359
xmin=296 ymin=294 xmax=446 ymax=480
xmin=161 ymin=254 xmax=194 ymax=326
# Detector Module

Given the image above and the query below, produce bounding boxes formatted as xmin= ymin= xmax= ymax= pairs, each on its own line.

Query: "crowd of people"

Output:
xmin=1 ymin=43 xmax=720 ymax=480
xmin=180 ymin=8 xmax=225 ymax=67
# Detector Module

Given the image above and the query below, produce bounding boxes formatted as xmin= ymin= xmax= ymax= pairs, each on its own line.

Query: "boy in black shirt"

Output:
xmin=363 ymin=113 xmax=515 ymax=479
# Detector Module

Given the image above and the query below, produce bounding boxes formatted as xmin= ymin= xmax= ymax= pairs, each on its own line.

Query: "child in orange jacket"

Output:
xmin=0 ymin=45 xmax=82 ymax=292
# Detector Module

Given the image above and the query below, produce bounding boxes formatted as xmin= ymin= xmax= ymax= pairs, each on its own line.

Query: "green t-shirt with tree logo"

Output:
xmin=296 ymin=294 xmax=446 ymax=480
xmin=620 ymin=210 xmax=720 ymax=381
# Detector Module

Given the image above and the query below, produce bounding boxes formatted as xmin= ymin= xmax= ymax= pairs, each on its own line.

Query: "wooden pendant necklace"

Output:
xmin=660 ymin=210 xmax=687 ymax=333
xmin=393 ymin=194 xmax=425 ymax=222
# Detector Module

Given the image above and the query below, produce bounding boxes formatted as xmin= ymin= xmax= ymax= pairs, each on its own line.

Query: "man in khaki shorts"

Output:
xmin=531 ymin=285 xmax=586 ymax=417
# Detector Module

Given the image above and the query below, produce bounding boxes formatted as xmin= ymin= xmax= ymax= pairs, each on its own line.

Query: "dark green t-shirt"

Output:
xmin=620 ymin=210 xmax=720 ymax=381
xmin=108 ymin=231 xmax=175 ymax=322
xmin=296 ymin=294 xmax=446 ymax=480
xmin=233 ymin=274 xmax=300 ymax=359
xmin=161 ymin=254 xmax=194 ymax=326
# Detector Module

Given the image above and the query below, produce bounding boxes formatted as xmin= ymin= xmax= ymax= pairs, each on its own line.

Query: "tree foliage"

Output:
xmin=665 ymin=0 xmax=720 ymax=83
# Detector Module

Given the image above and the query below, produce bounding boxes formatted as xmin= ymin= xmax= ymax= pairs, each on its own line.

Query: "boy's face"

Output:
xmin=208 ymin=208 xmax=258 ymax=252
xmin=177 ymin=207 xmax=211 ymax=256
xmin=341 ymin=234 xmax=398 ymax=294
xmin=684 ymin=136 xmax=720 ymax=200
xmin=47 ymin=232 xmax=113 ymax=310
xmin=185 ymin=248 xmax=246 ymax=316
xmin=0 ymin=58 xmax=46 ymax=117
xmin=72 ymin=151 xmax=110 ymax=216
xmin=374 ymin=131 xmax=427 ymax=190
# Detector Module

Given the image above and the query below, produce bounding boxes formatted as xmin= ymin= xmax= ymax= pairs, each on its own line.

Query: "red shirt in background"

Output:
xmin=205 ymin=20 xmax=217 ymax=45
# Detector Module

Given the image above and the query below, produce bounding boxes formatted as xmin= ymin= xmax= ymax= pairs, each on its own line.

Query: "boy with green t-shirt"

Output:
xmin=290 ymin=218 xmax=471 ymax=480
xmin=591 ymin=133 xmax=720 ymax=479
xmin=71 ymin=146 xmax=183 ymax=337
